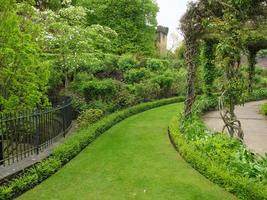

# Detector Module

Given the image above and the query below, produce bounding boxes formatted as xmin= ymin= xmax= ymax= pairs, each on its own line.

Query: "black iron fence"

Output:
xmin=0 ymin=97 xmax=73 ymax=166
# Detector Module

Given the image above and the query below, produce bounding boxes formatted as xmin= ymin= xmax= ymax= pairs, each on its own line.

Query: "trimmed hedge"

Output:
xmin=0 ymin=97 xmax=184 ymax=200
xmin=169 ymin=89 xmax=267 ymax=200
xmin=169 ymin=118 xmax=267 ymax=200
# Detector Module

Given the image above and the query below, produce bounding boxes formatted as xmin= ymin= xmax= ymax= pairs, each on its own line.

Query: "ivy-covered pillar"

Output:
xmin=180 ymin=2 xmax=202 ymax=119
xmin=184 ymin=37 xmax=198 ymax=118
xmin=201 ymin=40 xmax=216 ymax=96
xmin=248 ymin=49 xmax=257 ymax=93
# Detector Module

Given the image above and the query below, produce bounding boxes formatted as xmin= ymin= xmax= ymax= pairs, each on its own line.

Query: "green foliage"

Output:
xmin=70 ymin=52 xmax=183 ymax=112
xmin=200 ymin=40 xmax=217 ymax=96
xmin=261 ymin=102 xmax=267 ymax=115
xmin=118 ymin=54 xmax=138 ymax=71
xmin=78 ymin=0 xmax=158 ymax=56
xmin=0 ymin=0 xmax=50 ymax=112
xmin=171 ymin=91 xmax=267 ymax=200
xmin=39 ymin=6 xmax=117 ymax=89
xmin=82 ymin=79 xmax=118 ymax=102
xmin=133 ymin=81 xmax=161 ymax=102
xmin=77 ymin=109 xmax=104 ymax=128
xmin=0 ymin=158 xmax=61 ymax=200
xmin=246 ymin=88 xmax=267 ymax=102
xmin=170 ymin=115 xmax=267 ymax=200
xmin=124 ymin=68 xmax=151 ymax=84
xmin=0 ymin=98 xmax=183 ymax=200
xmin=146 ymin=58 xmax=168 ymax=71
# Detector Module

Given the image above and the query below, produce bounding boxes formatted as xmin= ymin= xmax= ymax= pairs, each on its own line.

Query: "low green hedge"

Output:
xmin=169 ymin=90 xmax=267 ymax=200
xmin=169 ymin=118 xmax=267 ymax=200
xmin=0 ymin=96 xmax=184 ymax=200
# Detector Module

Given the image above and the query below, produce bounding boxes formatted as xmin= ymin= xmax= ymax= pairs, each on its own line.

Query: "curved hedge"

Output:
xmin=169 ymin=118 xmax=267 ymax=200
xmin=169 ymin=89 xmax=267 ymax=200
xmin=0 ymin=97 xmax=184 ymax=200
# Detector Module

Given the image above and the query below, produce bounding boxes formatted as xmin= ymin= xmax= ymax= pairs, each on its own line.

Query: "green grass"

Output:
xmin=17 ymin=103 xmax=236 ymax=200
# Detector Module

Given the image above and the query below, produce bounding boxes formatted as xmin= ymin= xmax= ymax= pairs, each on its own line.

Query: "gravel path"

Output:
xmin=203 ymin=100 xmax=267 ymax=155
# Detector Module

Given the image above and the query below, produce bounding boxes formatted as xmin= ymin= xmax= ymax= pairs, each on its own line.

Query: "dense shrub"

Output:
xmin=261 ymin=102 xmax=267 ymax=115
xmin=118 ymin=54 xmax=138 ymax=71
xmin=82 ymin=79 xmax=118 ymax=101
xmin=77 ymin=109 xmax=104 ymax=128
xmin=112 ymin=89 xmax=136 ymax=111
xmin=0 ymin=97 xmax=184 ymax=200
xmin=247 ymin=88 xmax=267 ymax=102
xmin=151 ymin=71 xmax=175 ymax=97
xmin=146 ymin=58 xmax=167 ymax=71
xmin=133 ymin=81 xmax=161 ymax=102
xmin=124 ymin=68 xmax=151 ymax=84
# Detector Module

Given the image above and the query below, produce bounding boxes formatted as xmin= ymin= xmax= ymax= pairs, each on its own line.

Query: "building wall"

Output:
xmin=156 ymin=32 xmax=168 ymax=56
xmin=156 ymin=26 xmax=169 ymax=57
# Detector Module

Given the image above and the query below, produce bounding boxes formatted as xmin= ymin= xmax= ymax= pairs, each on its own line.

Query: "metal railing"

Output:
xmin=0 ymin=97 xmax=72 ymax=166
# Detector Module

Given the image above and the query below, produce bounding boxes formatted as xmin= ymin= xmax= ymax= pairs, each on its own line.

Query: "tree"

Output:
xmin=78 ymin=0 xmax=158 ymax=56
xmin=39 ymin=6 xmax=117 ymax=89
xmin=0 ymin=0 xmax=49 ymax=112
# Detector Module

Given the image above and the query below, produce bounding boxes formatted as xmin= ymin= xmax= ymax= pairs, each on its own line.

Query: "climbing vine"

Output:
xmin=181 ymin=0 xmax=267 ymax=140
xmin=200 ymin=40 xmax=217 ymax=96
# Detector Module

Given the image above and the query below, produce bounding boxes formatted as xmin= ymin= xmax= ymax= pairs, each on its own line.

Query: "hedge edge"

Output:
xmin=168 ymin=89 xmax=267 ymax=200
xmin=0 ymin=96 xmax=185 ymax=200
xmin=168 ymin=118 xmax=267 ymax=200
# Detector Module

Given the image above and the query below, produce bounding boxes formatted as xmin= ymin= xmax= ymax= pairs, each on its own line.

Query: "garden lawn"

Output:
xmin=17 ymin=103 xmax=236 ymax=200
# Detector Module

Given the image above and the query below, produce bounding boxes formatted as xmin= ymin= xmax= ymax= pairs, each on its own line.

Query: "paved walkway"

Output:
xmin=203 ymin=100 xmax=267 ymax=155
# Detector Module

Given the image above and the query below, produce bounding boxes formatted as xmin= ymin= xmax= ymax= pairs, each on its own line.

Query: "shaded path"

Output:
xmin=18 ymin=103 xmax=235 ymax=200
xmin=204 ymin=100 xmax=267 ymax=155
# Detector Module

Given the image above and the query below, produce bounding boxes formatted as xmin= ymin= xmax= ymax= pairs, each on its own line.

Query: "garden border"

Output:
xmin=168 ymin=89 xmax=267 ymax=200
xmin=0 ymin=96 xmax=185 ymax=200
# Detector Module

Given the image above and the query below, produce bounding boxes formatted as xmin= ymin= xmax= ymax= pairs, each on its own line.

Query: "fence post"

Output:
xmin=0 ymin=141 xmax=3 ymax=165
xmin=0 ymin=114 xmax=4 ymax=165
xmin=34 ymin=110 xmax=40 ymax=155
xmin=62 ymin=106 xmax=66 ymax=137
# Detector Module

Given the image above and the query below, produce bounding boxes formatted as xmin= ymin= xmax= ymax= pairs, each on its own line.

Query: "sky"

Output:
xmin=156 ymin=0 xmax=190 ymax=50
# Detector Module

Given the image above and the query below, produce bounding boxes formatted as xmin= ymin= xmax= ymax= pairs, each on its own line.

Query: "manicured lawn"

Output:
xmin=18 ymin=103 xmax=236 ymax=200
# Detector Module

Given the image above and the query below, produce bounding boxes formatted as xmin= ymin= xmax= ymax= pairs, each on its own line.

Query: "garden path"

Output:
xmin=18 ymin=103 xmax=235 ymax=200
xmin=204 ymin=100 xmax=267 ymax=155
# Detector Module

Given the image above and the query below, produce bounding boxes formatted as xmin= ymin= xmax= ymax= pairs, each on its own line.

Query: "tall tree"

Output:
xmin=39 ymin=6 xmax=117 ymax=89
xmin=78 ymin=0 xmax=158 ymax=56
xmin=0 ymin=0 xmax=49 ymax=112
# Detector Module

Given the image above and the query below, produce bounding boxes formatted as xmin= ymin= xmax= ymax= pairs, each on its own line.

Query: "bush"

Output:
xmin=112 ymin=88 xmax=136 ymax=111
xmin=82 ymin=79 xmax=118 ymax=102
xmin=77 ymin=109 xmax=104 ymax=128
xmin=261 ymin=102 xmax=267 ymax=115
xmin=146 ymin=58 xmax=167 ymax=71
xmin=118 ymin=54 xmax=138 ymax=71
xmin=133 ymin=81 xmax=161 ymax=102
xmin=124 ymin=68 xmax=151 ymax=84
xmin=0 ymin=97 xmax=184 ymax=200
xmin=247 ymin=88 xmax=267 ymax=102
xmin=151 ymin=72 xmax=174 ymax=98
